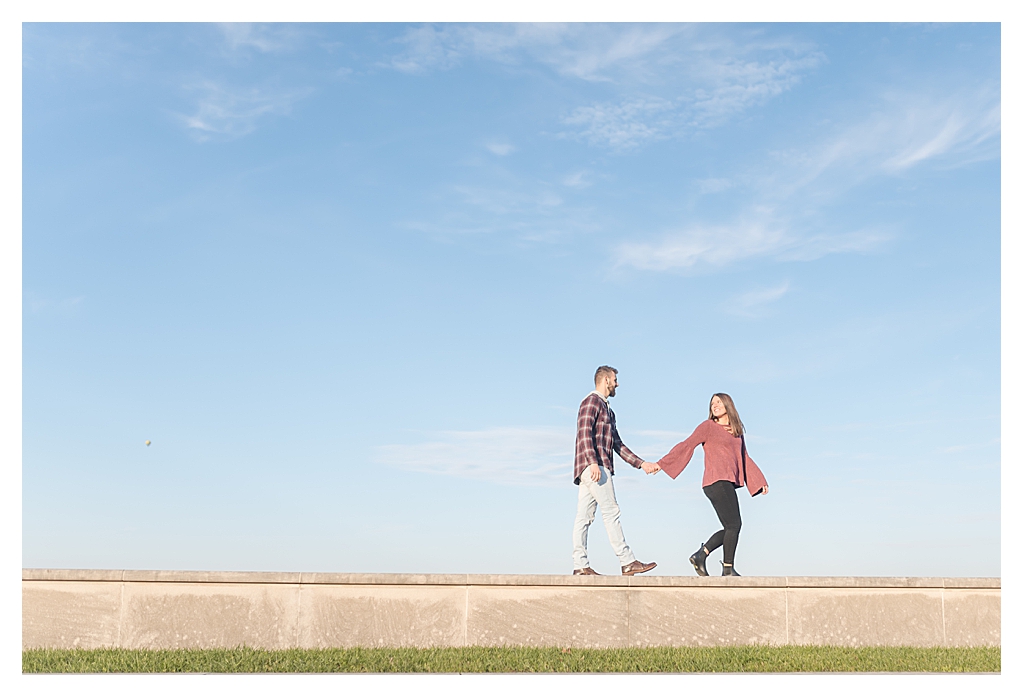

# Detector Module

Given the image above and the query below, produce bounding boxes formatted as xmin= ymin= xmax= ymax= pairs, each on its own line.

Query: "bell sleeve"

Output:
xmin=657 ymin=421 xmax=709 ymax=480
xmin=743 ymin=451 xmax=768 ymax=496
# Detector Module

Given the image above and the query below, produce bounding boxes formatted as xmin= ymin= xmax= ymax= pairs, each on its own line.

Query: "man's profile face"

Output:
xmin=606 ymin=373 xmax=618 ymax=397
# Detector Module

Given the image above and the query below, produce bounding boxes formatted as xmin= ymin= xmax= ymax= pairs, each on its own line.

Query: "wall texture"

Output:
xmin=23 ymin=570 xmax=1000 ymax=649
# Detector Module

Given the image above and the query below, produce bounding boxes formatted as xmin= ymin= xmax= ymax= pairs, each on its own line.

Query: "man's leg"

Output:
xmin=589 ymin=466 xmax=637 ymax=567
xmin=572 ymin=480 xmax=599 ymax=570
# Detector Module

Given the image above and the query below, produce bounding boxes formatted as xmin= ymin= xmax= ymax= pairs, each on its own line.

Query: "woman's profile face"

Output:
xmin=710 ymin=396 xmax=727 ymax=418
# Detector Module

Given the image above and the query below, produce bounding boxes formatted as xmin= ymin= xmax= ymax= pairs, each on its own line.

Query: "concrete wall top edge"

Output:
xmin=22 ymin=569 xmax=125 ymax=582
xmin=21 ymin=569 xmax=1001 ymax=589
xmin=122 ymin=570 xmax=305 ymax=584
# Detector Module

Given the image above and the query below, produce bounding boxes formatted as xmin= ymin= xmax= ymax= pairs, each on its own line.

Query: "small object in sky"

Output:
xmin=145 ymin=440 xmax=151 ymax=446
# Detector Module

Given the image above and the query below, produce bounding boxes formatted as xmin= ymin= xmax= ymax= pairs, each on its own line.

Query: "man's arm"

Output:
xmin=576 ymin=397 xmax=601 ymax=481
xmin=612 ymin=424 xmax=658 ymax=473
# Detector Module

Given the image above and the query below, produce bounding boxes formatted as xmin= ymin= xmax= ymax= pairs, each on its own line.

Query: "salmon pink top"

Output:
xmin=656 ymin=419 xmax=768 ymax=496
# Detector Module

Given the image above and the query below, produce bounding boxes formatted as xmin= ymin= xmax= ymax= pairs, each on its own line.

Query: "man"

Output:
xmin=572 ymin=365 xmax=660 ymax=576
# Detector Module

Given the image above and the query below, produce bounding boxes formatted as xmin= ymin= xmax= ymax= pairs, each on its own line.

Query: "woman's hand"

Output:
xmin=759 ymin=485 xmax=769 ymax=495
xmin=641 ymin=461 xmax=661 ymax=475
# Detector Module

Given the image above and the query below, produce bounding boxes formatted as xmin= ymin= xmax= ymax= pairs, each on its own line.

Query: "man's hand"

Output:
xmin=641 ymin=461 xmax=661 ymax=475
xmin=587 ymin=463 xmax=601 ymax=482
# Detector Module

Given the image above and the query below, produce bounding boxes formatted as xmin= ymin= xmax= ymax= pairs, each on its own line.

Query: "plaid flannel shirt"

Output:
xmin=573 ymin=392 xmax=644 ymax=484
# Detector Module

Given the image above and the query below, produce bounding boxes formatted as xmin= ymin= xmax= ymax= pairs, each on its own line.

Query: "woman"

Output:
xmin=656 ymin=393 xmax=768 ymax=576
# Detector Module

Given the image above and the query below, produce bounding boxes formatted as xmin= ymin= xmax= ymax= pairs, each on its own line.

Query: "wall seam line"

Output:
xmin=626 ymin=585 xmax=631 ymax=648
xmin=116 ymin=573 xmax=125 ymax=649
xmin=940 ymin=584 xmax=947 ymax=647
xmin=296 ymin=580 xmax=304 ymax=650
xmin=784 ymin=582 xmax=790 ymax=645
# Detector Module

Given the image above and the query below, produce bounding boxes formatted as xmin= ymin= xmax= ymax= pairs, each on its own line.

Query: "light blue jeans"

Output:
xmin=572 ymin=465 xmax=637 ymax=570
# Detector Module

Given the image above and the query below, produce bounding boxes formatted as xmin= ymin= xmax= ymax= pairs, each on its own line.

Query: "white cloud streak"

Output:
xmin=562 ymin=50 xmax=824 ymax=149
xmin=617 ymin=222 xmax=787 ymax=271
xmin=687 ymin=51 xmax=823 ymax=126
xmin=775 ymin=87 xmax=1001 ymax=197
xmin=217 ymin=24 xmax=305 ymax=53
xmin=738 ymin=281 xmax=790 ymax=307
xmin=727 ymin=281 xmax=791 ymax=317
xmin=386 ymin=25 xmax=997 ymax=276
xmin=880 ymin=95 xmax=1001 ymax=172
xmin=937 ymin=437 xmax=1000 ymax=454
xmin=24 ymin=293 xmax=85 ymax=314
xmin=177 ymin=81 xmax=311 ymax=141
xmin=617 ymin=85 xmax=997 ymax=273
xmin=388 ymin=23 xmax=688 ymax=81
xmin=452 ymin=184 xmax=563 ymax=215
xmin=388 ymin=24 xmax=823 ymax=150
xmin=375 ymin=427 xmax=573 ymax=487
xmin=563 ymin=98 xmax=675 ymax=149
xmin=616 ymin=222 xmax=890 ymax=273
xmin=561 ymin=170 xmax=592 ymax=189
xmin=697 ymin=178 xmax=732 ymax=194
xmin=486 ymin=142 xmax=515 ymax=156
xmin=400 ymin=172 xmax=602 ymax=245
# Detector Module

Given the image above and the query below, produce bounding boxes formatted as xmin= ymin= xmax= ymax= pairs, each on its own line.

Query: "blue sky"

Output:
xmin=21 ymin=22 xmax=1001 ymax=577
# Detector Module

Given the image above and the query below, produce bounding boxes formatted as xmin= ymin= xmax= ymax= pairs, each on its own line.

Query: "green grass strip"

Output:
xmin=23 ymin=646 xmax=1000 ymax=673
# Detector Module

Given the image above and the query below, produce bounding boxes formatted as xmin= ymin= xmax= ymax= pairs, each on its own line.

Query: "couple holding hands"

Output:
xmin=572 ymin=366 xmax=769 ymax=577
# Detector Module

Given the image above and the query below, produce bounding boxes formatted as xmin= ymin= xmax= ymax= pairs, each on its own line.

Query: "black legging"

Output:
xmin=702 ymin=480 xmax=742 ymax=565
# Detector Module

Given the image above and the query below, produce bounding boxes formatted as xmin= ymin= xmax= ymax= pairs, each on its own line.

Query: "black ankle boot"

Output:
xmin=689 ymin=546 xmax=709 ymax=576
xmin=721 ymin=562 xmax=740 ymax=576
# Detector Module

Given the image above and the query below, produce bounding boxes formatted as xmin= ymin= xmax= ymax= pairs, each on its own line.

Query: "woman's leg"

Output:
xmin=703 ymin=529 xmax=725 ymax=554
xmin=702 ymin=480 xmax=742 ymax=565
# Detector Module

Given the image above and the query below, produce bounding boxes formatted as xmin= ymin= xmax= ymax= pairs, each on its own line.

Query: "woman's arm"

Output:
xmin=656 ymin=422 xmax=708 ymax=480
xmin=744 ymin=451 xmax=769 ymax=496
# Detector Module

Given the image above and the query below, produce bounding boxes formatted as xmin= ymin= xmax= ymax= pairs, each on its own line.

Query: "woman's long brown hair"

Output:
xmin=709 ymin=393 xmax=744 ymax=437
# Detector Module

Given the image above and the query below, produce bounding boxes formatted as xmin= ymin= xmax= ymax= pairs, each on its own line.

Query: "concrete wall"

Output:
xmin=23 ymin=570 xmax=999 ymax=650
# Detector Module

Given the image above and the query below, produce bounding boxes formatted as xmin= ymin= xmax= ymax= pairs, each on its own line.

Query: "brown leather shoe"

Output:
xmin=573 ymin=567 xmax=601 ymax=575
xmin=621 ymin=560 xmax=656 ymax=576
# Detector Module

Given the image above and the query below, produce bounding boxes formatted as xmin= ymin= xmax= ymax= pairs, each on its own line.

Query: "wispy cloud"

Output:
xmin=217 ymin=24 xmax=305 ymax=53
xmin=937 ymin=437 xmax=1000 ymax=454
xmin=880 ymin=93 xmax=1000 ymax=172
xmin=777 ymin=229 xmax=892 ymax=261
xmin=728 ymin=281 xmax=791 ymax=317
xmin=772 ymin=87 xmax=1001 ymax=198
xmin=686 ymin=50 xmax=824 ymax=128
xmin=375 ymin=427 xmax=572 ymax=487
xmin=563 ymin=97 xmax=675 ymax=149
xmin=452 ymin=184 xmax=562 ymax=215
xmin=617 ymin=222 xmax=786 ymax=271
xmin=389 ymin=24 xmax=463 ymax=73
xmin=617 ymin=85 xmax=996 ymax=274
xmin=560 ymin=40 xmax=823 ymax=149
xmin=388 ymin=25 xmax=822 ymax=150
xmin=616 ymin=221 xmax=889 ymax=273
xmin=629 ymin=430 xmax=690 ymax=456
xmin=388 ymin=23 xmax=687 ymax=81
xmin=485 ymin=141 xmax=515 ymax=156
xmin=176 ymin=81 xmax=311 ymax=141
xmin=561 ymin=170 xmax=593 ymax=189
xmin=400 ymin=168 xmax=602 ymax=245
xmin=697 ymin=178 xmax=732 ymax=194
xmin=24 ymin=293 xmax=84 ymax=314
xmin=564 ymin=47 xmax=825 ymax=149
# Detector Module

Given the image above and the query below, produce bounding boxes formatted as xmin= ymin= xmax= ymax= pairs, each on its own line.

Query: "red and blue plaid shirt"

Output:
xmin=573 ymin=391 xmax=644 ymax=484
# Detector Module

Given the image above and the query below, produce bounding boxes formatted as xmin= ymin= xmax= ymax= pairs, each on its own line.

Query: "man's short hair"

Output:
xmin=594 ymin=365 xmax=618 ymax=385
